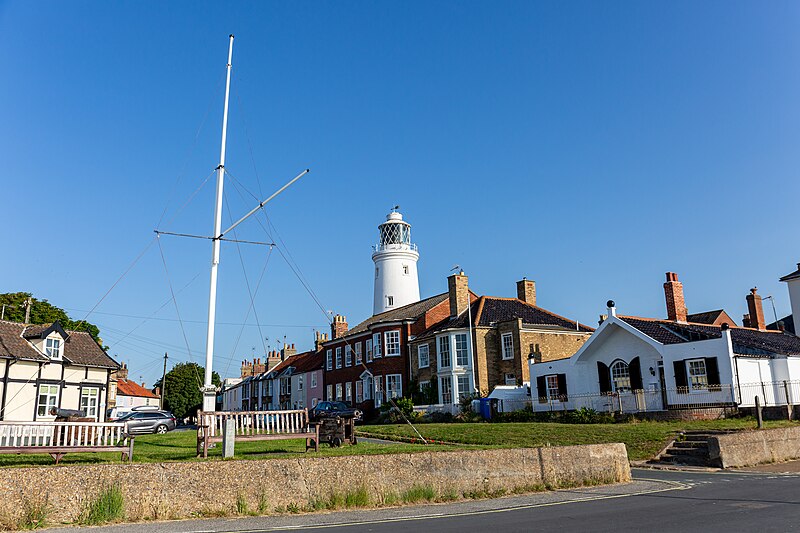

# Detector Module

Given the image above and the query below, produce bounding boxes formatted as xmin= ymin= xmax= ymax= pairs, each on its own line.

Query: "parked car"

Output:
xmin=107 ymin=405 xmax=159 ymax=421
xmin=309 ymin=401 xmax=363 ymax=422
xmin=117 ymin=410 xmax=177 ymax=435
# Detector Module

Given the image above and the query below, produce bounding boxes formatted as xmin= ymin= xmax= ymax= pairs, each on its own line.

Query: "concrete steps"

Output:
xmin=651 ymin=430 xmax=737 ymax=468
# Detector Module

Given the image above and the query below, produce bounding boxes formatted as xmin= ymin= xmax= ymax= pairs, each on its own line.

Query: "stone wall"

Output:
xmin=0 ymin=444 xmax=630 ymax=526
xmin=708 ymin=426 xmax=800 ymax=468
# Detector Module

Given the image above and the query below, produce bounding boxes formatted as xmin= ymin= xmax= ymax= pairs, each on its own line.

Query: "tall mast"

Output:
xmin=202 ymin=34 xmax=234 ymax=412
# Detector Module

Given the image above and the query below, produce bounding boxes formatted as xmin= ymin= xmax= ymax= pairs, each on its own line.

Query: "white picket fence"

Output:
xmin=199 ymin=409 xmax=312 ymax=439
xmin=0 ymin=421 xmax=130 ymax=448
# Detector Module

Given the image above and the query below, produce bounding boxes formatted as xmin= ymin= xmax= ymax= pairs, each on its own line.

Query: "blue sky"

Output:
xmin=2 ymin=2 xmax=799 ymax=386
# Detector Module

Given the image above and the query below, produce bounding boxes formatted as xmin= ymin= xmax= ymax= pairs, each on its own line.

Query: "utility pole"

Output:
xmin=161 ymin=353 xmax=168 ymax=410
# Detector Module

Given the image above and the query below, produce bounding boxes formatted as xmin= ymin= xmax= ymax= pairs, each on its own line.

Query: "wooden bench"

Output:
xmin=197 ymin=409 xmax=319 ymax=458
xmin=0 ymin=421 xmax=134 ymax=464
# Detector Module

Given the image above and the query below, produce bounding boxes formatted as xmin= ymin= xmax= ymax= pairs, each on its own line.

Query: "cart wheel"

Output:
xmin=331 ymin=437 xmax=342 ymax=448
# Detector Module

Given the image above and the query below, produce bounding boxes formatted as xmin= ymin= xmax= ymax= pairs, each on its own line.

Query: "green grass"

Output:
xmin=401 ymin=484 xmax=436 ymax=504
xmin=360 ymin=417 xmax=799 ymax=461
xmin=0 ymin=429 xmax=458 ymax=467
xmin=81 ymin=484 xmax=124 ymax=525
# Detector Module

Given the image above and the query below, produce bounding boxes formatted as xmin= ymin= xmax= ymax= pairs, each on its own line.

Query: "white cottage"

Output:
xmin=529 ymin=271 xmax=800 ymax=414
xmin=0 ymin=320 xmax=119 ymax=421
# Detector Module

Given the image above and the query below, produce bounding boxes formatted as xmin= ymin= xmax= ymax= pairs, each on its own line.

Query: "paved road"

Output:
xmin=47 ymin=468 xmax=800 ymax=532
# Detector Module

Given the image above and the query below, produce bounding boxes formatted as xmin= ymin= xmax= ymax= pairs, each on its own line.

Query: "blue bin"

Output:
xmin=479 ymin=398 xmax=493 ymax=420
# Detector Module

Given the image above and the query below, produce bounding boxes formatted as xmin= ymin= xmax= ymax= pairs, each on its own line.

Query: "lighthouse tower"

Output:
xmin=372 ymin=209 xmax=421 ymax=315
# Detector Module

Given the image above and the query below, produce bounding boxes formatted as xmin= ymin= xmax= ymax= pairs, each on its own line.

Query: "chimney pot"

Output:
xmin=746 ymin=287 xmax=766 ymax=330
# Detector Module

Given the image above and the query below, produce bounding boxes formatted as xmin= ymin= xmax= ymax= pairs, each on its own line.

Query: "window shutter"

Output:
xmin=705 ymin=357 xmax=720 ymax=386
xmin=597 ymin=361 xmax=611 ymax=393
xmin=557 ymin=373 xmax=568 ymax=401
xmin=673 ymin=360 xmax=688 ymax=390
xmin=536 ymin=376 xmax=547 ymax=403
xmin=629 ymin=357 xmax=643 ymax=391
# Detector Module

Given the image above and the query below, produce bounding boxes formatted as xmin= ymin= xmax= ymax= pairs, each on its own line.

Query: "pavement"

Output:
xmin=42 ymin=466 xmax=800 ymax=532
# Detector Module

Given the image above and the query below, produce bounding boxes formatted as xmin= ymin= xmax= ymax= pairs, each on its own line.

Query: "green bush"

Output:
xmin=401 ymin=484 xmax=436 ymax=504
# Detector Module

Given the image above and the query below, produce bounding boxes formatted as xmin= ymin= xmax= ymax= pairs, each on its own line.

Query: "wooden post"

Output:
xmin=755 ymin=396 xmax=763 ymax=429
xmin=784 ymin=380 xmax=792 ymax=421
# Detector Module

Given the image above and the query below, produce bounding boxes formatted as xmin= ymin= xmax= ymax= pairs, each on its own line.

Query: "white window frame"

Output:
xmin=456 ymin=375 xmax=471 ymax=401
xmin=374 ymin=375 xmax=384 ymax=407
xmin=356 ymin=380 xmax=364 ymax=403
xmin=373 ymin=333 xmax=382 ymax=358
xmin=298 ymin=375 xmax=304 ymax=392
xmin=440 ymin=376 xmax=453 ymax=404
xmin=345 ymin=382 xmax=353 ymax=403
xmin=610 ymin=360 xmax=631 ymax=392
xmin=505 ymin=373 xmax=516 ymax=385
xmin=326 ymin=384 xmax=333 ymax=401
xmin=80 ymin=387 xmax=99 ymax=419
xmin=311 ymin=372 xmax=317 ymax=388
xmin=37 ymin=385 xmax=59 ymax=418
xmin=326 ymin=349 xmax=332 ymax=371
xmin=687 ymin=358 xmax=708 ymax=391
xmin=455 ymin=333 xmax=469 ymax=366
xmin=418 ymin=344 xmax=430 ymax=369
xmin=438 ymin=336 xmax=451 ymax=368
xmin=355 ymin=342 xmax=363 ymax=365
xmin=345 ymin=345 xmax=353 ymax=367
xmin=386 ymin=374 xmax=402 ymax=400
xmin=45 ymin=337 xmax=63 ymax=359
xmin=419 ymin=380 xmax=430 ymax=392
xmin=363 ymin=374 xmax=373 ymax=401
xmin=501 ymin=333 xmax=514 ymax=360
xmin=385 ymin=330 xmax=401 ymax=357
xmin=387 ymin=295 xmax=394 ymax=307
xmin=545 ymin=375 xmax=560 ymax=399
xmin=366 ymin=339 xmax=373 ymax=362
xmin=335 ymin=347 xmax=342 ymax=369
xmin=335 ymin=383 xmax=343 ymax=401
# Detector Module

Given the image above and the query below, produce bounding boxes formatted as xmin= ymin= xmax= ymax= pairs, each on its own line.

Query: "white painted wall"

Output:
xmin=372 ymin=212 xmax=420 ymax=315
xmin=788 ymin=278 xmax=800 ymax=333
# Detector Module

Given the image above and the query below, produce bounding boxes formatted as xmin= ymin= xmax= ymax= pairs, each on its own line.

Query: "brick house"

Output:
xmin=409 ymin=273 xmax=593 ymax=406
xmin=321 ymin=292 xmax=458 ymax=419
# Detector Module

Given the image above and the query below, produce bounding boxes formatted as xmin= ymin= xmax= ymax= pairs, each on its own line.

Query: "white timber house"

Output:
xmin=0 ymin=320 xmax=119 ymax=422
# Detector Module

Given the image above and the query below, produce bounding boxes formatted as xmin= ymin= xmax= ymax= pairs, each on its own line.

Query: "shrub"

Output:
xmin=82 ymin=484 xmax=125 ymax=525
xmin=235 ymin=493 xmax=248 ymax=515
xmin=401 ymin=484 xmax=436 ymax=504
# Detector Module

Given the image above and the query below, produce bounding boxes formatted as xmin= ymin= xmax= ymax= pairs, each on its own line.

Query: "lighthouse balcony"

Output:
xmin=373 ymin=243 xmax=418 ymax=253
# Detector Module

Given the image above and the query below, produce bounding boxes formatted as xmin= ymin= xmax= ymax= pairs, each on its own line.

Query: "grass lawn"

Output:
xmin=0 ymin=429 xmax=459 ymax=468
xmin=359 ymin=418 xmax=800 ymax=461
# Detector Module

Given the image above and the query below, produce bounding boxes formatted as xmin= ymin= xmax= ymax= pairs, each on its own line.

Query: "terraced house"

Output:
xmin=409 ymin=273 xmax=593 ymax=406
xmin=0 ymin=320 xmax=119 ymax=421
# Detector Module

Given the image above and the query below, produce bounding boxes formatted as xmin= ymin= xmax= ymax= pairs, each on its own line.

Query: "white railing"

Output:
xmin=0 ymin=421 xmax=130 ymax=449
xmin=412 ymin=404 xmax=461 ymax=416
xmin=737 ymin=380 xmax=800 ymax=407
xmin=199 ymin=409 xmax=311 ymax=438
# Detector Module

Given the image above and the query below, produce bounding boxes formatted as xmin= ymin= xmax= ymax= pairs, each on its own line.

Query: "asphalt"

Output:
xmin=42 ymin=467 xmax=800 ymax=532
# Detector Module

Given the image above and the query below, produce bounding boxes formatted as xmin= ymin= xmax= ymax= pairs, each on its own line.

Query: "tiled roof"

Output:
xmin=0 ymin=320 xmax=118 ymax=368
xmin=619 ymin=316 xmax=800 ymax=356
xmin=779 ymin=264 xmax=800 ymax=282
xmin=767 ymin=315 xmax=795 ymax=335
xmin=290 ymin=350 xmax=323 ymax=373
xmin=686 ymin=309 xmax=727 ymax=325
xmin=116 ymin=379 xmax=159 ymax=399
xmin=345 ymin=292 xmax=449 ymax=336
xmin=414 ymin=296 xmax=593 ymax=341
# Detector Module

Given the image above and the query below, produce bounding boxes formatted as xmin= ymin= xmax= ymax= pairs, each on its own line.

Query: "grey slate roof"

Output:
xmin=767 ymin=315 xmax=795 ymax=335
xmin=619 ymin=316 xmax=800 ymax=356
xmin=345 ymin=292 xmax=450 ymax=336
xmin=0 ymin=320 xmax=118 ymax=368
xmin=686 ymin=309 xmax=728 ymax=325
xmin=779 ymin=264 xmax=800 ymax=282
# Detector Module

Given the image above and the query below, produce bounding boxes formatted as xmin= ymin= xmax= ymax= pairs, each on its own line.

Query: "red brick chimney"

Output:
xmin=448 ymin=271 xmax=470 ymax=318
xmin=746 ymin=288 xmax=766 ymax=331
xmin=516 ymin=278 xmax=536 ymax=306
xmin=331 ymin=315 xmax=348 ymax=339
xmin=314 ymin=331 xmax=329 ymax=352
xmin=664 ymin=272 xmax=687 ymax=322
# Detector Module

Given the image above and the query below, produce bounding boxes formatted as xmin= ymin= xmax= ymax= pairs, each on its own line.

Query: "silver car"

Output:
xmin=118 ymin=410 xmax=177 ymax=435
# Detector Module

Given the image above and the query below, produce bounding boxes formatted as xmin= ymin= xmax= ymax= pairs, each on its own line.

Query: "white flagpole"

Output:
xmin=202 ymin=34 xmax=234 ymax=413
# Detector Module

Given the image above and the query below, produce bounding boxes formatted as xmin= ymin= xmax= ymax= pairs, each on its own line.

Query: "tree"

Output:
xmin=0 ymin=292 xmax=103 ymax=345
xmin=154 ymin=362 xmax=221 ymax=419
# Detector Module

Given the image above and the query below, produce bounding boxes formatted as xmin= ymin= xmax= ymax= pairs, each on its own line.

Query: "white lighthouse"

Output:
xmin=372 ymin=209 xmax=421 ymax=315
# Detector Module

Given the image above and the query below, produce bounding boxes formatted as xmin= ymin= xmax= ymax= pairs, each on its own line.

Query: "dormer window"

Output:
xmin=45 ymin=337 xmax=62 ymax=359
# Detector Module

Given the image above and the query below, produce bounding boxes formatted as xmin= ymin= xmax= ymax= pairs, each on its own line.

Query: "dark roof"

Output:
xmin=345 ymin=292 xmax=450 ymax=336
xmin=686 ymin=309 xmax=729 ymax=325
xmin=619 ymin=316 xmax=800 ymax=356
xmin=767 ymin=315 xmax=795 ymax=335
xmin=414 ymin=296 xmax=593 ymax=341
xmin=779 ymin=264 xmax=800 ymax=282
xmin=290 ymin=350 xmax=324 ymax=373
xmin=0 ymin=320 xmax=118 ymax=368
